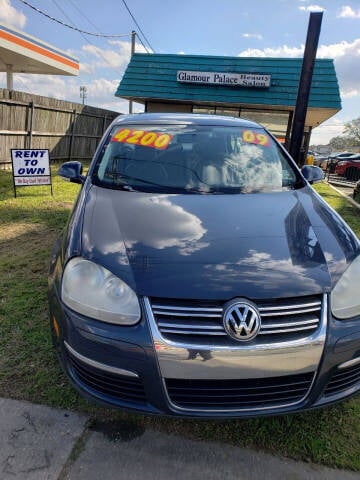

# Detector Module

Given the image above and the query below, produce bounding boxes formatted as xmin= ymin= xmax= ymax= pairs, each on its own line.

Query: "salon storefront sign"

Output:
xmin=177 ymin=70 xmax=271 ymax=88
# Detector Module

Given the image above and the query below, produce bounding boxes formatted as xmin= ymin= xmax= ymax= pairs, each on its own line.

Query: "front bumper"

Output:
xmin=49 ymin=289 xmax=360 ymax=418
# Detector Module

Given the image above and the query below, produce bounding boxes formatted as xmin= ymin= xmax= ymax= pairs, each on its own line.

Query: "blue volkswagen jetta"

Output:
xmin=49 ymin=113 xmax=360 ymax=417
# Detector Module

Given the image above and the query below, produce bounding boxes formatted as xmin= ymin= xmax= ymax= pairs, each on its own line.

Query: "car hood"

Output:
xmin=80 ymin=185 xmax=359 ymax=300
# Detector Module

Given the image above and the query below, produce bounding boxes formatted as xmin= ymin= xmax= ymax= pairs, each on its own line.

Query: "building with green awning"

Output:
xmin=115 ymin=53 xmax=341 ymax=148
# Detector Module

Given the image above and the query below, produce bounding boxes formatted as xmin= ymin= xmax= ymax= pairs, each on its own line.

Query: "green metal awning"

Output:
xmin=116 ymin=53 xmax=341 ymax=130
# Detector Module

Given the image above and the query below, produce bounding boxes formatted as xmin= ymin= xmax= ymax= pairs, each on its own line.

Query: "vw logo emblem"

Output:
xmin=223 ymin=299 xmax=261 ymax=342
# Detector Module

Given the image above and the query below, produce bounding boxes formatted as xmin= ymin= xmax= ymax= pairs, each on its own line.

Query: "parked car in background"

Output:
xmin=334 ymin=155 xmax=360 ymax=180
xmin=49 ymin=113 xmax=360 ymax=418
xmin=325 ymin=152 xmax=355 ymax=173
xmin=353 ymin=180 xmax=360 ymax=202
xmin=329 ymin=152 xmax=355 ymax=160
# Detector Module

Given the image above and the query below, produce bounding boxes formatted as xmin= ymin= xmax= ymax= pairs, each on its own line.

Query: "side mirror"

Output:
xmin=301 ymin=165 xmax=324 ymax=184
xmin=58 ymin=161 xmax=85 ymax=184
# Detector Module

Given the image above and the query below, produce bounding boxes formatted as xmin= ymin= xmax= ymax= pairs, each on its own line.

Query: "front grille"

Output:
xmin=165 ymin=372 xmax=314 ymax=410
xmin=324 ymin=363 xmax=360 ymax=396
xmin=68 ymin=354 xmax=147 ymax=404
xmin=150 ymin=295 xmax=322 ymax=345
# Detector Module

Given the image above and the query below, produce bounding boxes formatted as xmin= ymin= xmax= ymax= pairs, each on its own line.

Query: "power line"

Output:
xmin=50 ymin=0 xmax=126 ymax=77
xmin=67 ymin=0 xmax=105 ymax=35
xmin=17 ymin=0 xmax=132 ymax=38
xmin=52 ymin=0 xmax=84 ymax=30
xmin=135 ymin=34 xmax=150 ymax=54
xmin=65 ymin=0 xmax=150 ymax=54
xmin=120 ymin=0 xmax=154 ymax=52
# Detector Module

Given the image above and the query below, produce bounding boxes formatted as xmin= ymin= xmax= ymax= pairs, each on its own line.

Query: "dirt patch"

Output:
xmin=1 ymin=223 xmax=42 ymax=242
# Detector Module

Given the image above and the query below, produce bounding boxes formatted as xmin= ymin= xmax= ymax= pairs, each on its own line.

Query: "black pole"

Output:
xmin=289 ymin=12 xmax=323 ymax=166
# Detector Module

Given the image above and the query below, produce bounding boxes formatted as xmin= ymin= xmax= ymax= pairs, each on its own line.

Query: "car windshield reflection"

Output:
xmin=93 ymin=124 xmax=301 ymax=194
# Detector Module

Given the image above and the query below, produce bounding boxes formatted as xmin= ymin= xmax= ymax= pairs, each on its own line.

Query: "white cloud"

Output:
xmin=238 ymin=38 xmax=360 ymax=98
xmin=82 ymin=40 xmax=148 ymax=71
xmin=79 ymin=63 xmax=96 ymax=75
xmin=299 ymin=4 xmax=325 ymax=12
xmin=99 ymin=99 xmax=126 ymax=112
xmin=242 ymin=33 xmax=263 ymax=40
xmin=338 ymin=6 xmax=360 ymax=18
xmin=109 ymin=39 xmax=149 ymax=52
xmin=11 ymin=74 xmax=70 ymax=99
xmin=342 ymin=89 xmax=359 ymax=99
xmin=239 ymin=45 xmax=304 ymax=57
xmin=299 ymin=5 xmax=326 ymax=12
xmin=82 ymin=44 xmax=129 ymax=70
xmin=0 ymin=72 xmax=131 ymax=112
xmin=0 ymin=0 xmax=26 ymax=28
xmin=87 ymin=78 xmax=119 ymax=100
xmin=310 ymin=121 xmax=345 ymax=144
xmin=318 ymin=39 xmax=360 ymax=98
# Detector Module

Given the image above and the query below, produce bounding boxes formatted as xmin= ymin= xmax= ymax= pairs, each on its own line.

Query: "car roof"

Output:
xmin=339 ymin=154 xmax=360 ymax=160
xmin=332 ymin=151 xmax=354 ymax=157
xmin=111 ymin=112 xmax=261 ymax=129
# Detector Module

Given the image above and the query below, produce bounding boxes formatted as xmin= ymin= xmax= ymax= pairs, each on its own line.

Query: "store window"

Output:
xmin=192 ymin=106 xmax=240 ymax=117
xmin=240 ymin=110 xmax=290 ymax=137
xmin=191 ymin=106 xmax=291 ymax=142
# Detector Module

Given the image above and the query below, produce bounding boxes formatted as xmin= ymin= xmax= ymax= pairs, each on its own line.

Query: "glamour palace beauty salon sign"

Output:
xmin=177 ymin=70 xmax=271 ymax=88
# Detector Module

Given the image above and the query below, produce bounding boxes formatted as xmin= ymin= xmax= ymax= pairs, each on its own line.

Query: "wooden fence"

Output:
xmin=0 ymin=89 xmax=120 ymax=169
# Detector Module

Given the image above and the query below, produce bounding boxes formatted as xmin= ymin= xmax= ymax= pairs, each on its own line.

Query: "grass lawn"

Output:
xmin=1 ymin=172 xmax=360 ymax=470
xmin=314 ymin=182 xmax=360 ymax=235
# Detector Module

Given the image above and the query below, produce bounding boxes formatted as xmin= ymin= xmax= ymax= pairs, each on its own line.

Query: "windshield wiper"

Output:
xmin=109 ymin=172 xmax=168 ymax=188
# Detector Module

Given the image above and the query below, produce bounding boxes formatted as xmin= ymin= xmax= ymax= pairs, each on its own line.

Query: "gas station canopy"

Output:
xmin=0 ymin=22 xmax=79 ymax=88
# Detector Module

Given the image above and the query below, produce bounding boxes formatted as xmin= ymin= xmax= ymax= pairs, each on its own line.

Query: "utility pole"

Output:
xmin=289 ymin=12 xmax=323 ymax=166
xmin=129 ymin=30 xmax=136 ymax=114
xmin=80 ymin=86 xmax=87 ymax=105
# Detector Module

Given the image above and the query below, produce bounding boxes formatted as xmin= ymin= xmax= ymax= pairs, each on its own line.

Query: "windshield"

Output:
xmin=92 ymin=124 xmax=300 ymax=194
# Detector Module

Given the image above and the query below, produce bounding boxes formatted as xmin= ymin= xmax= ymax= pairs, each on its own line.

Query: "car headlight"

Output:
xmin=332 ymin=255 xmax=360 ymax=319
xmin=61 ymin=257 xmax=141 ymax=325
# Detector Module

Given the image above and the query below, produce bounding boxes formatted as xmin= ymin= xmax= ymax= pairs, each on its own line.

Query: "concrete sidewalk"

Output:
xmin=1 ymin=398 xmax=359 ymax=480
xmin=327 ymin=182 xmax=360 ymax=210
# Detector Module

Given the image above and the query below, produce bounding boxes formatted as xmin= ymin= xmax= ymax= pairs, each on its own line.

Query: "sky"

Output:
xmin=0 ymin=0 xmax=360 ymax=145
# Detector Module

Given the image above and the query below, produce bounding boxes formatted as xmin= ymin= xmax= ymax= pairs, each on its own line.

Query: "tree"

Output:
xmin=344 ymin=117 xmax=360 ymax=145
xmin=328 ymin=135 xmax=352 ymax=150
